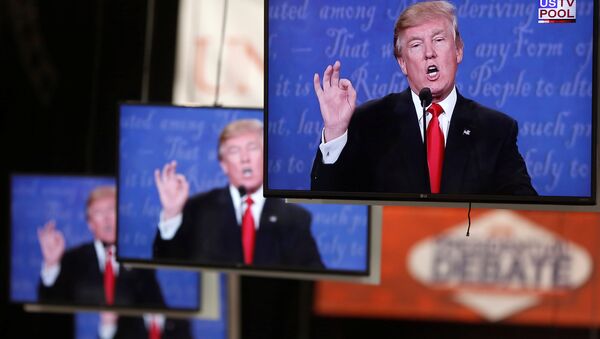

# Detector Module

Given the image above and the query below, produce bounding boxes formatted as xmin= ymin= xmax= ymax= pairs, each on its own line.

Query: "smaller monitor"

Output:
xmin=10 ymin=174 xmax=201 ymax=314
xmin=117 ymin=103 xmax=381 ymax=283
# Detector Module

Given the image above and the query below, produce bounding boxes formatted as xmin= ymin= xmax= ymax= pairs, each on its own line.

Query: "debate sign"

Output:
xmin=408 ymin=210 xmax=592 ymax=321
xmin=315 ymin=207 xmax=600 ymax=325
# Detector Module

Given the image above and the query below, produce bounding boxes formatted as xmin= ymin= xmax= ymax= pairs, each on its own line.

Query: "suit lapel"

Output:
xmin=254 ymin=198 xmax=281 ymax=264
xmin=389 ymin=89 xmax=430 ymax=192
xmin=258 ymin=198 xmax=277 ymax=227
xmin=219 ymin=187 xmax=238 ymax=227
xmin=84 ymin=243 xmax=108 ymax=304
xmin=442 ymin=93 xmax=475 ymax=193
xmin=218 ymin=187 xmax=244 ymax=260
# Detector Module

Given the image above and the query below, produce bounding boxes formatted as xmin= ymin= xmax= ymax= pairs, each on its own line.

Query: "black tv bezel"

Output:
xmin=262 ymin=0 xmax=599 ymax=209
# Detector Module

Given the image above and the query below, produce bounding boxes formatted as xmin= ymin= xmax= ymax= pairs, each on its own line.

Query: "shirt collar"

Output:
xmin=411 ymin=86 xmax=457 ymax=122
xmin=228 ymin=184 xmax=265 ymax=206
xmin=93 ymin=239 xmax=118 ymax=273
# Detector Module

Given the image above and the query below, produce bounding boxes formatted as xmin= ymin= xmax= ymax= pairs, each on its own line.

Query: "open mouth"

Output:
xmin=426 ymin=65 xmax=439 ymax=80
xmin=242 ymin=168 xmax=253 ymax=177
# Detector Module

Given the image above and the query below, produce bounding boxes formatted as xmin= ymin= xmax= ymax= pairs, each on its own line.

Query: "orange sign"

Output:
xmin=315 ymin=207 xmax=600 ymax=326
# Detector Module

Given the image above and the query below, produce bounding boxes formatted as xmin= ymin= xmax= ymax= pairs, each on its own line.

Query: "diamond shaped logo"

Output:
xmin=407 ymin=210 xmax=592 ymax=321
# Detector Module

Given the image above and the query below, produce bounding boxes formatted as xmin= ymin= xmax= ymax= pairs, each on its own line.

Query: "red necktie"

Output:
xmin=241 ymin=196 xmax=256 ymax=265
xmin=149 ymin=318 xmax=161 ymax=339
xmin=427 ymin=103 xmax=445 ymax=194
xmin=104 ymin=248 xmax=115 ymax=305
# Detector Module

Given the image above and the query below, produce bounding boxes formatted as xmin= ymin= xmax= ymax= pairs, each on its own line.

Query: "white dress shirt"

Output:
xmin=319 ymin=87 xmax=458 ymax=164
xmin=158 ymin=185 xmax=266 ymax=240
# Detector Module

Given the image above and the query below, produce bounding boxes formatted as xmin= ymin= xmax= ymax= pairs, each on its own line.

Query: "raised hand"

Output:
xmin=37 ymin=220 xmax=65 ymax=267
xmin=313 ymin=60 xmax=357 ymax=142
xmin=154 ymin=160 xmax=190 ymax=220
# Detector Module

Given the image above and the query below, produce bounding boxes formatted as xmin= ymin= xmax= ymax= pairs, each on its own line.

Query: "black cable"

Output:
xmin=213 ymin=0 xmax=230 ymax=107
xmin=465 ymin=202 xmax=472 ymax=237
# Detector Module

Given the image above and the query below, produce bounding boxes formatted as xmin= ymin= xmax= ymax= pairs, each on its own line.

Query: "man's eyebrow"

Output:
xmin=406 ymin=36 xmax=423 ymax=44
xmin=405 ymin=28 xmax=448 ymax=43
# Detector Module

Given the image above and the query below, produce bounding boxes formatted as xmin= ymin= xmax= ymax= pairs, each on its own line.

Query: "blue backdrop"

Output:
xmin=75 ymin=274 xmax=229 ymax=339
xmin=267 ymin=0 xmax=594 ymax=197
xmin=118 ymin=104 xmax=368 ymax=272
xmin=10 ymin=175 xmax=200 ymax=310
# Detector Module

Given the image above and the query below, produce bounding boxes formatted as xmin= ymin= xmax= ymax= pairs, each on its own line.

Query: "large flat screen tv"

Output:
xmin=265 ymin=0 xmax=598 ymax=208
xmin=10 ymin=174 xmax=201 ymax=314
xmin=118 ymin=104 xmax=380 ymax=283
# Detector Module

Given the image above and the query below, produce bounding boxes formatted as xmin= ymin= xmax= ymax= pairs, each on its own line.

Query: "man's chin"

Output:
xmin=243 ymin=181 xmax=262 ymax=193
xmin=101 ymin=240 xmax=116 ymax=247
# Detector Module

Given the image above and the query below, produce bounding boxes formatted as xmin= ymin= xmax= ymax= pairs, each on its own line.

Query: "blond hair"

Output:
xmin=393 ymin=0 xmax=463 ymax=58
xmin=218 ymin=119 xmax=263 ymax=160
xmin=86 ymin=185 xmax=116 ymax=217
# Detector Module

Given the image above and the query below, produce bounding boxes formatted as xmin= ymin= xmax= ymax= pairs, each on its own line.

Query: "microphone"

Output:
xmin=237 ymin=186 xmax=247 ymax=225
xmin=419 ymin=87 xmax=432 ymax=193
xmin=419 ymin=87 xmax=432 ymax=108
xmin=238 ymin=186 xmax=247 ymax=198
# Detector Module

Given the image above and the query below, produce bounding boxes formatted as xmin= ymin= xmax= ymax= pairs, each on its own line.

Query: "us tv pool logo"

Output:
xmin=538 ymin=0 xmax=576 ymax=23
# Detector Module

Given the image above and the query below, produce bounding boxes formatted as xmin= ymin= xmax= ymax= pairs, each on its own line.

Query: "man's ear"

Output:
xmin=397 ymin=56 xmax=408 ymax=75
xmin=219 ymin=160 xmax=228 ymax=175
xmin=456 ymin=42 xmax=464 ymax=64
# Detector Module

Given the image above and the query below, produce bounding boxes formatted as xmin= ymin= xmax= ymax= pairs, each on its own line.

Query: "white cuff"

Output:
xmin=319 ymin=129 xmax=348 ymax=164
xmin=158 ymin=211 xmax=183 ymax=240
xmin=40 ymin=263 xmax=61 ymax=287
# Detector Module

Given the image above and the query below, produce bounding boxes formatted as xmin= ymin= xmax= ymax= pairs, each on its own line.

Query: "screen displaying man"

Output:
xmin=37 ymin=185 xmax=188 ymax=338
xmin=153 ymin=119 xmax=324 ymax=268
xmin=311 ymin=0 xmax=537 ymax=196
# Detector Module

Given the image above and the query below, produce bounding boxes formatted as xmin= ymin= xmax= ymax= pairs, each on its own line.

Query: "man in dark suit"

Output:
xmin=37 ymin=185 xmax=190 ymax=339
xmin=113 ymin=316 xmax=192 ymax=339
xmin=153 ymin=119 xmax=324 ymax=269
xmin=311 ymin=0 xmax=536 ymax=196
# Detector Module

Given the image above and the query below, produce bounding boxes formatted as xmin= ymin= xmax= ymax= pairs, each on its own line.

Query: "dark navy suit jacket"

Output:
xmin=311 ymin=88 xmax=537 ymax=195
xmin=38 ymin=242 xmax=165 ymax=308
xmin=153 ymin=187 xmax=324 ymax=269
xmin=114 ymin=317 xmax=192 ymax=339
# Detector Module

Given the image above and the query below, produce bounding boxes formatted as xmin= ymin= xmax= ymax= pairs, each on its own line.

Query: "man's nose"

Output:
xmin=240 ymin=149 xmax=250 ymax=162
xmin=424 ymin=41 xmax=436 ymax=59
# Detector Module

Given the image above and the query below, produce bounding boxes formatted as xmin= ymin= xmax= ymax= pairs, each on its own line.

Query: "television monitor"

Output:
xmin=10 ymin=174 xmax=202 ymax=315
xmin=265 ymin=0 xmax=598 ymax=208
xmin=74 ymin=274 xmax=231 ymax=339
xmin=117 ymin=103 xmax=381 ymax=283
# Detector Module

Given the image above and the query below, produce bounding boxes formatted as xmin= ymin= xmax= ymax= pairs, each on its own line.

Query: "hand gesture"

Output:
xmin=313 ymin=60 xmax=357 ymax=142
xmin=37 ymin=220 xmax=65 ymax=267
xmin=154 ymin=160 xmax=190 ymax=220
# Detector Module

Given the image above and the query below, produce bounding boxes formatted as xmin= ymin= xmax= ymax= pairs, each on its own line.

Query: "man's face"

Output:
xmin=87 ymin=195 xmax=117 ymax=245
xmin=219 ymin=132 xmax=263 ymax=193
xmin=397 ymin=18 xmax=463 ymax=102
